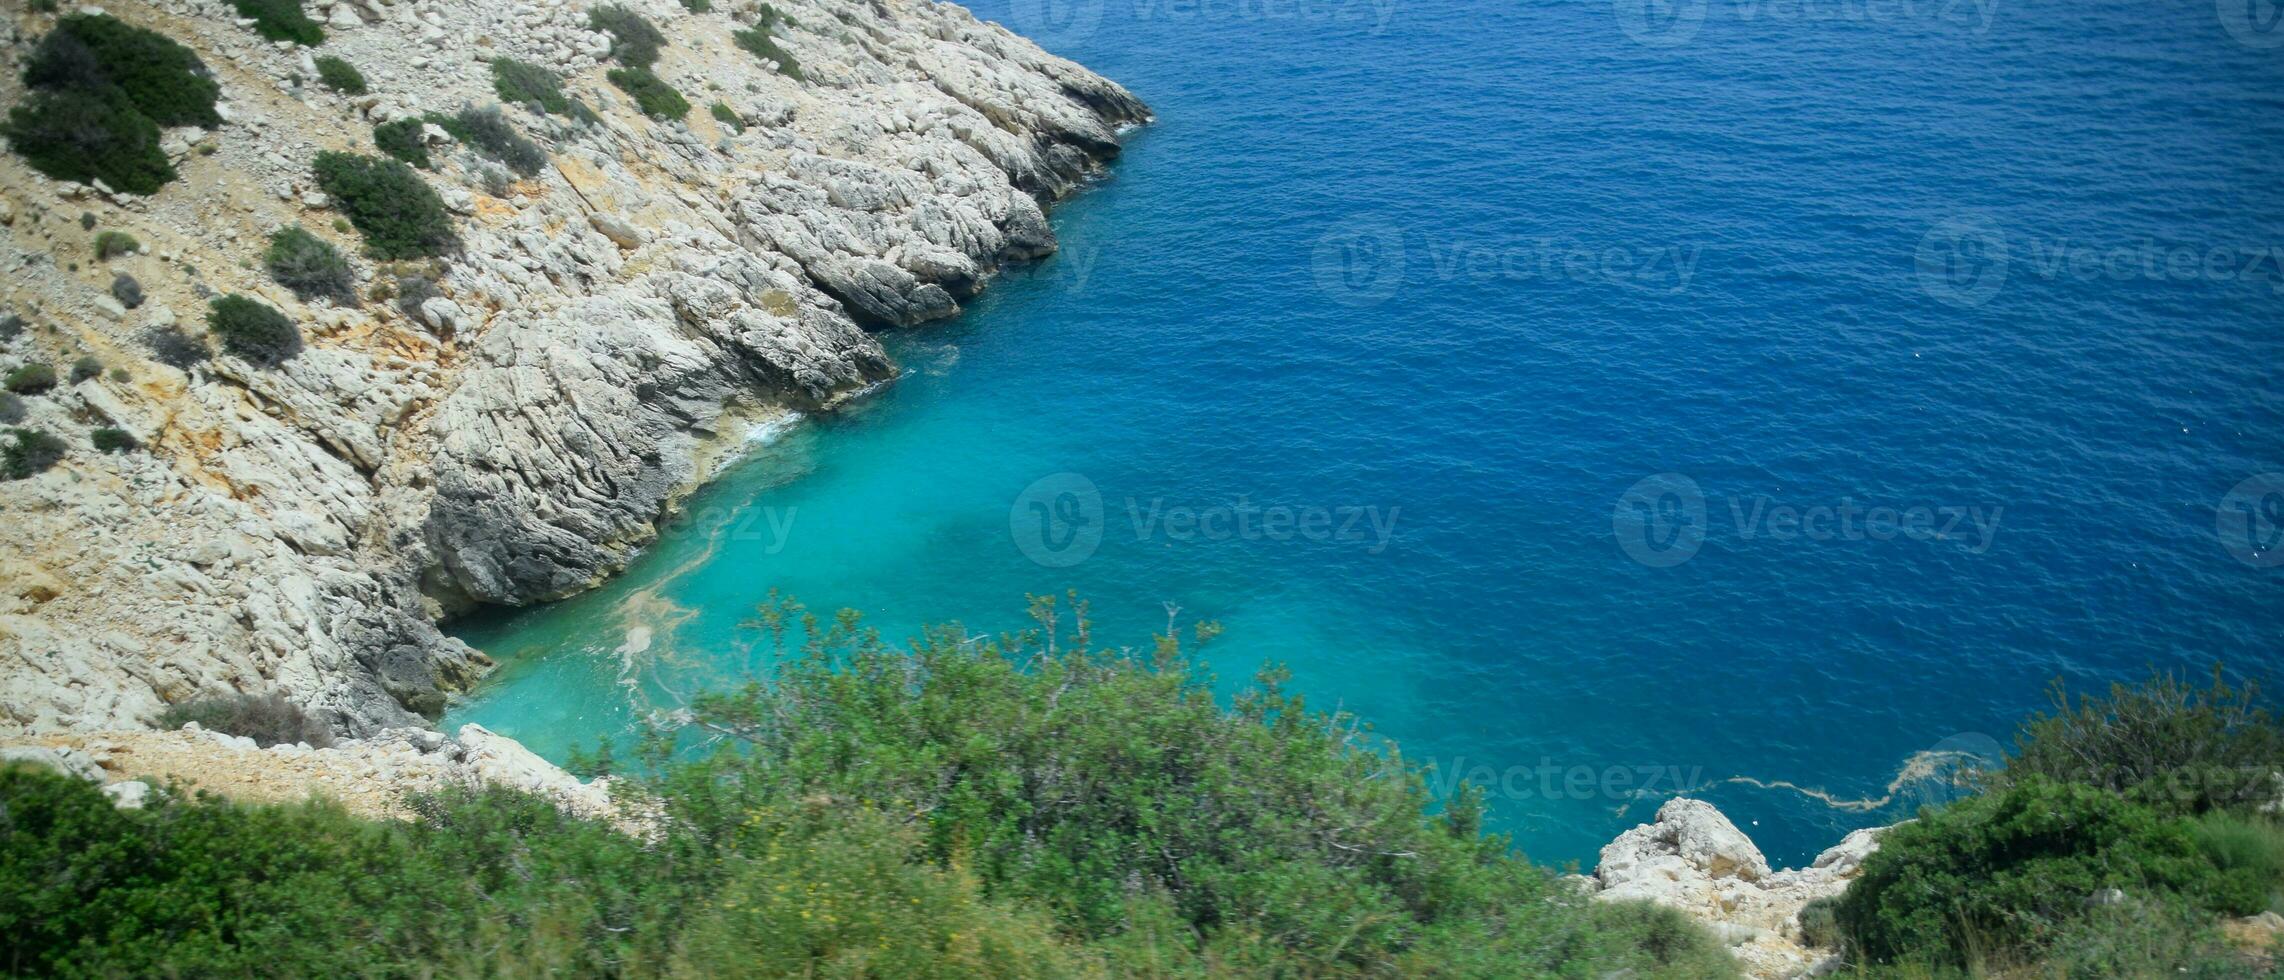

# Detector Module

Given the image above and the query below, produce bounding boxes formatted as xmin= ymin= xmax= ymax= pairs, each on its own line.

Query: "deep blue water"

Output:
xmin=450 ymin=0 xmax=2284 ymax=866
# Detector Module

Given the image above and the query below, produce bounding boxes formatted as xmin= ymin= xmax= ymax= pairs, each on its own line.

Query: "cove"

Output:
xmin=450 ymin=0 xmax=2284 ymax=866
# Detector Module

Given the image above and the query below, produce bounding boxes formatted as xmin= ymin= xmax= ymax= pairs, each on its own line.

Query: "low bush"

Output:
xmin=490 ymin=58 xmax=571 ymax=115
xmin=3 ymin=89 xmax=173 ymax=194
xmin=111 ymin=273 xmax=142 ymax=309
xmin=90 ymin=427 xmax=136 ymax=453
xmin=143 ymin=326 xmax=210 ymax=370
xmin=313 ymin=55 xmax=366 ymax=95
xmin=434 ymin=105 xmax=546 ymax=177
xmin=159 ymin=692 xmax=333 ymax=748
xmin=231 ymin=0 xmax=323 ymax=45
xmin=732 ymin=25 xmax=804 ymax=82
xmin=394 ymin=272 xmax=443 ymax=322
xmin=5 ymin=363 xmax=58 ymax=395
xmin=589 ymin=5 xmax=666 ymax=68
xmin=371 ymin=118 xmax=430 ymax=169
xmin=311 ymin=152 xmax=457 ymax=259
xmin=1992 ymin=667 xmax=2284 ymax=816
xmin=23 ymin=14 xmax=221 ymax=128
xmin=264 ymin=225 xmax=355 ymax=302
xmin=69 ymin=356 xmax=101 ymax=383
xmin=681 ymin=0 xmax=713 ymax=11
xmin=1833 ymin=777 xmax=2259 ymax=968
xmin=1 ymin=428 xmax=68 ymax=479
xmin=709 ymin=100 xmax=738 ymax=128
xmin=0 ymin=393 xmax=22 ymax=424
xmin=93 ymin=230 xmax=137 ymax=259
xmin=608 ymin=67 xmax=689 ymax=121
xmin=0 ymin=603 xmax=1734 ymax=979
xmin=0 ymin=315 xmax=21 ymax=341
xmin=205 ymin=295 xmax=302 ymax=366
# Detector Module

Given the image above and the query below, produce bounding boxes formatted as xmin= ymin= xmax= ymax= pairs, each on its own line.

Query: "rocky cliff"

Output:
xmin=0 ymin=0 xmax=1145 ymax=735
xmin=1583 ymin=799 xmax=1889 ymax=978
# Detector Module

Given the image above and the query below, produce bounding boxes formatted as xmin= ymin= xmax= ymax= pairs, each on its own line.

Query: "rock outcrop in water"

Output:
xmin=0 ymin=0 xmax=1145 ymax=735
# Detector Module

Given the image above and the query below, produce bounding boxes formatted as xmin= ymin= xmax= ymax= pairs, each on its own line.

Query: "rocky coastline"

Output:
xmin=0 ymin=0 xmax=1147 ymax=736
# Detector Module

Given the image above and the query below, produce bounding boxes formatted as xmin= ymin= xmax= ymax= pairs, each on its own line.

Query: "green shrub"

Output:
xmin=93 ymin=230 xmax=137 ymax=259
xmin=589 ymin=4 xmax=665 ymax=68
xmin=0 ymin=314 xmax=20 ymax=341
xmin=312 ymin=55 xmax=366 ymax=95
xmin=489 ymin=57 xmax=572 ymax=114
xmin=680 ymin=0 xmax=713 ymax=11
xmin=1994 ymin=667 xmax=2284 ymax=816
xmin=732 ymin=25 xmax=803 ymax=81
xmin=708 ymin=100 xmax=738 ymax=128
xmin=69 ymin=356 xmax=101 ymax=383
xmin=1 ymin=428 xmax=67 ymax=479
xmin=393 ymin=272 xmax=442 ymax=322
xmin=264 ymin=225 xmax=354 ymax=302
xmin=90 ymin=427 xmax=135 ymax=453
xmin=607 ymin=67 xmax=688 ymax=121
xmin=1834 ymin=777 xmax=2252 ymax=968
xmin=371 ymin=118 xmax=430 ymax=168
xmin=0 ymin=604 xmax=1734 ymax=979
xmin=111 ymin=273 xmax=142 ymax=309
xmin=143 ymin=326 xmax=210 ymax=370
xmin=0 ymin=393 xmax=22 ymax=424
xmin=231 ymin=0 xmax=323 ymax=45
xmin=206 ymin=295 xmax=302 ymax=366
xmin=5 ymin=363 xmax=58 ymax=395
xmin=8 ymin=16 xmax=213 ymax=193
xmin=435 ymin=105 xmax=545 ymax=177
xmin=23 ymin=14 xmax=221 ymax=128
xmin=3 ymin=89 xmax=173 ymax=194
xmin=311 ymin=152 xmax=457 ymax=259
xmin=160 ymin=692 xmax=332 ymax=747
xmin=28 ymin=0 xmax=59 ymax=12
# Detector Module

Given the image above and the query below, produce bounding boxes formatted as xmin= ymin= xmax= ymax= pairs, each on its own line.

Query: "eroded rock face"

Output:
xmin=1588 ymin=798 xmax=1896 ymax=979
xmin=0 ymin=0 xmax=1147 ymax=736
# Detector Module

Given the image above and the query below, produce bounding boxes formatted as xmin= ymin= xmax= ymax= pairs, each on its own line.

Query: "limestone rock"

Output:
xmin=0 ymin=0 xmax=1146 ymax=740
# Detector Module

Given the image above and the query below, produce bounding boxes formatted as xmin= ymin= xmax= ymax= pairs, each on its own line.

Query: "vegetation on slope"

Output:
xmin=1830 ymin=668 xmax=2284 ymax=976
xmin=3 ymin=14 xmax=220 ymax=194
xmin=0 ymin=598 xmax=1734 ymax=978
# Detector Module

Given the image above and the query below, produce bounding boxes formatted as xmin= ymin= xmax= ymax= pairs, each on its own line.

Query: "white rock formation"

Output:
xmin=0 ymin=0 xmax=1146 ymax=735
xmin=1587 ymin=798 xmax=1896 ymax=978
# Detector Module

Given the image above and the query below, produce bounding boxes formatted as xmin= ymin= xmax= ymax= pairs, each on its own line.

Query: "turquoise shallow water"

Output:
xmin=451 ymin=0 xmax=2284 ymax=865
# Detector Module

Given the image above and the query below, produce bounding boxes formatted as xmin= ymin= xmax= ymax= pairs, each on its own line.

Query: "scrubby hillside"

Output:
xmin=0 ymin=0 xmax=1146 ymax=735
